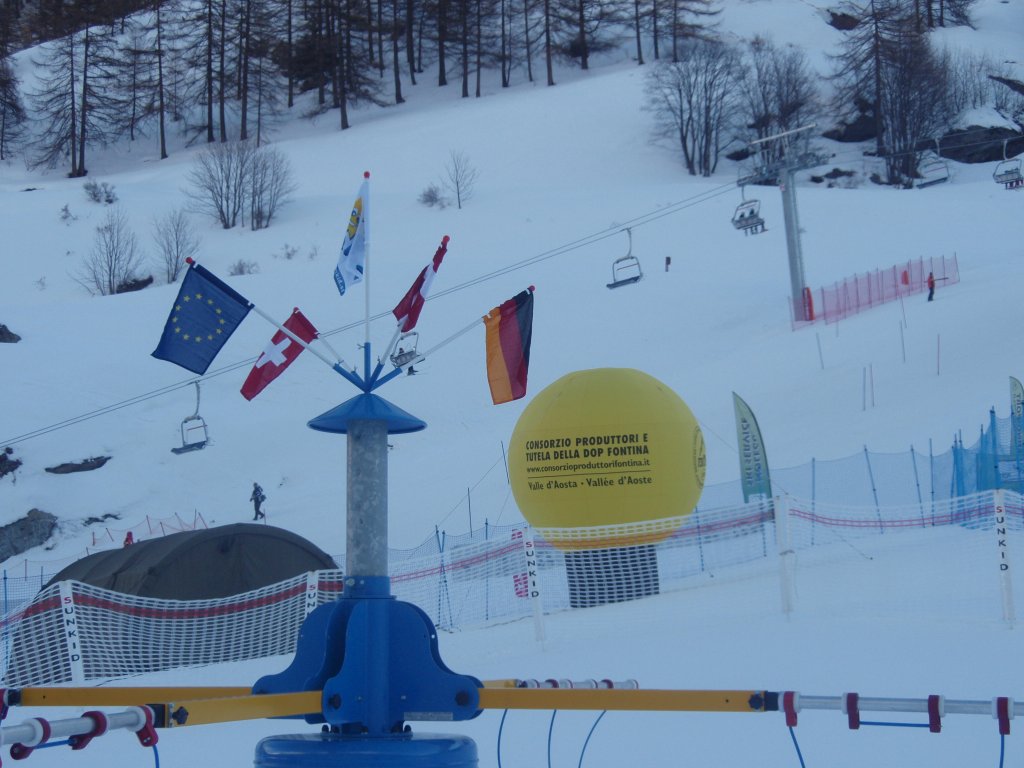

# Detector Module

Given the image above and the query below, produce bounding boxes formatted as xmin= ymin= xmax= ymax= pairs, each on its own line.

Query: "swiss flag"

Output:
xmin=240 ymin=308 xmax=319 ymax=401
xmin=392 ymin=236 xmax=448 ymax=332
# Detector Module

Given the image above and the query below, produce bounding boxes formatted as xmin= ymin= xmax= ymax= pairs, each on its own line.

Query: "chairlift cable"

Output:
xmin=0 ymin=181 xmax=764 ymax=448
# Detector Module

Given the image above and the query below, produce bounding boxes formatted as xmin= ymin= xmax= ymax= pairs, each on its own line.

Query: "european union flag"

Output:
xmin=152 ymin=263 xmax=252 ymax=375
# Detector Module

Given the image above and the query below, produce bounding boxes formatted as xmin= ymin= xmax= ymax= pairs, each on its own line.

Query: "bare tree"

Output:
xmin=186 ymin=139 xmax=256 ymax=229
xmin=944 ymin=49 xmax=1024 ymax=118
xmin=153 ymin=208 xmax=201 ymax=283
xmin=736 ymin=37 xmax=819 ymax=163
xmin=644 ymin=39 xmax=741 ymax=176
xmin=443 ymin=149 xmax=479 ymax=208
xmin=249 ymin=144 xmax=297 ymax=229
xmin=77 ymin=207 xmax=146 ymax=296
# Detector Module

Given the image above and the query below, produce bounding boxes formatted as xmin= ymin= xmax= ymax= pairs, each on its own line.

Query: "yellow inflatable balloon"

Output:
xmin=509 ymin=368 xmax=705 ymax=549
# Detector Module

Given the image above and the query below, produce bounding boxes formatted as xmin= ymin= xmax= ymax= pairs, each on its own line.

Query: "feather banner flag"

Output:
xmin=152 ymin=261 xmax=252 ymax=375
xmin=484 ymin=287 xmax=534 ymax=405
xmin=240 ymin=309 xmax=319 ymax=400
xmin=333 ymin=172 xmax=369 ymax=297
xmin=732 ymin=391 xmax=772 ymax=503
xmin=393 ymin=236 xmax=449 ymax=332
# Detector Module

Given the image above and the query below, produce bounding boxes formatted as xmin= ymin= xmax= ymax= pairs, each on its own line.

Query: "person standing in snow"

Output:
xmin=251 ymin=482 xmax=266 ymax=520
xmin=927 ymin=272 xmax=936 ymax=302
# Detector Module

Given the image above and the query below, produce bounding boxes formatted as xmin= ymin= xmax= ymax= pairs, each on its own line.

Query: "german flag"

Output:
xmin=484 ymin=288 xmax=534 ymax=405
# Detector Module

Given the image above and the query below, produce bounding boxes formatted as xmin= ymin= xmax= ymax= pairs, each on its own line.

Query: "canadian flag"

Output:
xmin=240 ymin=309 xmax=319 ymax=401
xmin=392 ymin=236 xmax=448 ymax=332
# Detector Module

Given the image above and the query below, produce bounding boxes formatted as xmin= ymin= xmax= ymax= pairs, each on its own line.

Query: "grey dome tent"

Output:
xmin=44 ymin=523 xmax=338 ymax=600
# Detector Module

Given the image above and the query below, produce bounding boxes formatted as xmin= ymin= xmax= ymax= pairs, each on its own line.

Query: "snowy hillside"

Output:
xmin=0 ymin=0 xmax=1023 ymax=766
xmin=1 ymin=0 xmax=1023 ymax=562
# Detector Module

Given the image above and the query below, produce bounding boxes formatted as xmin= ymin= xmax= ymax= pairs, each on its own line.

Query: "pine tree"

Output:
xmin=653 ymin=0 xmax=717 ymax=63
xmin=830 ymin=0 xmax=907 ymax=161
xmin=29 ymin=32 xmax=80 ymax=173
xmin=0 ymin=55 xmax=27 ymax=161
xmin=831 ymin=0 xmax=950 ymax=184
xmin=167 ymin=0 xmax=224 ymax=143
xmin=551 ymin=0 xmax=628 ymax=71
xmin=118 ymin=2 xmax=172 ymax=159
xmin=0 ymin=6 xmax=26 ymax=161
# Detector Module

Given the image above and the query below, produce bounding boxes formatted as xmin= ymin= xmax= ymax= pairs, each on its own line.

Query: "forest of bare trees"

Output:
xmin=644 ymin=0 xmax=1024 ymax=185
xmin=0 ymin=0 xmax=1020 ymax=187
xmin=0 ymin=0 xmax=724 ymax=173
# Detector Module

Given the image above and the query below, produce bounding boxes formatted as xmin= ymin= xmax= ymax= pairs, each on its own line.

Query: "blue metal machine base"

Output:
xmin=256 ymin=733 xmax=478 ymax=768
xmin=253 ymin=597 xmax=482 ymax=733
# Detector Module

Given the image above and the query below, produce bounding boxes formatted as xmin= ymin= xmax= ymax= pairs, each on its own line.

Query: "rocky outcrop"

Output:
xmin=0 ymin=510 xmax=58 ymax=562
xmin=930 ymin=126 xmax=1024 ymax=164
xmin=823 ymin=112 xmax=876 ymax=143
xmin=0 ymin=448 xmax=21 ymax=480
xmin=45 ymin=456 xmax=111 ymax=474
xmin=115 ymin=275 xmax=154 ymax=294
xmin=0 ymin=324 xmax=21 ymax=343
xmin=826 ymin=9 xmax=859 ymax=30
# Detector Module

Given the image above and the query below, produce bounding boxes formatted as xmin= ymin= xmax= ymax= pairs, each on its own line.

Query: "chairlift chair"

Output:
xmin=915 ymin=157 xmax=949 ymax=188
xmin=731 ymin=199 xmax=765 ymax=235
xmin=606 ymin=228 xmax=643 ymax=289
xmin=390 ymin=332 xmax=420 ymax=368
xmin=171 ymin=382 xmax=209 ymax=454
xmin=916 ymin=139 xmax=949 ymax=189
xmin=994 ymin=158 xmax=1023 ymax=190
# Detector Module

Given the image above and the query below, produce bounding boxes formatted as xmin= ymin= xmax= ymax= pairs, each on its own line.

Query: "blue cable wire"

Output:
xmin=496 ymin=709 xmax=509 ymax=768
xmin=547 ymin=711 xmax=557 ymax=768
xmin=577 ymin=711 xmax=606 ymax=768
xmin=36 ymin=740 xmax=72 ymax=749
xmin=860 ymin=721 xmax=930 ymax=728
xmin=788 ymin=726 xmax=807 ymax=768
xmin=34 ymin=736 xmax=159 ymax=768
xmin=998 ymin=733 xmax=1005 ymax=768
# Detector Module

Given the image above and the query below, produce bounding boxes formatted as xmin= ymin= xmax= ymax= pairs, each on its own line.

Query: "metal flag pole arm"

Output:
xmin=247 ymin=304 xmax=364 ymax=390
xmin=181 ymin=257 xmax=363 ymax=387
xmin=371 ymin=285 xmax=530 ymax=390
xmin=371 ymin=314 xmax=482 ymax=389
xmin=0 ymin=706 xmax=157 ymax=754
xmin=311 ymin=331 xmax=348 ymax=370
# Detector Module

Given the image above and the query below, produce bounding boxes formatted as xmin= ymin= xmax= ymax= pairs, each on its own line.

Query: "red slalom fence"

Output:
xmin=795 ymin=254 xmax=960 ymax=327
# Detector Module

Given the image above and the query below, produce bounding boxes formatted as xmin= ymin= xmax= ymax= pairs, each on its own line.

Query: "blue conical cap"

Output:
xmin=307 ymin=393 xmax=426 ymax=435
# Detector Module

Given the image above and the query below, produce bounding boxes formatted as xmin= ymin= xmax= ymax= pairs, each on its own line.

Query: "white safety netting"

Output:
xmin=2 ymin=490 xmax=1021 ymax=685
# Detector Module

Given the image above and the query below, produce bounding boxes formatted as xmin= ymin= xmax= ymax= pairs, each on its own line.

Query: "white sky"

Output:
xmin=1 ymin=0 xmax=1023 ymax=765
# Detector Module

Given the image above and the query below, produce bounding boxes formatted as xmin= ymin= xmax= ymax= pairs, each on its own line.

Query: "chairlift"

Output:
xmin=993 ymin=141 xmax=1023 ymax=189
xmin=390 ymin=332 xmax=420 ymax=368
xmin=606 ymin=228 xmax=643 ymax=289
xmin=731 ymin=199 xmax=765 ymax=235
xmin=915 ymin=157 xmax=949 ymax=188
xmin=916 ymin=139 xmax=949 ymax=189
xmin=171 ymin=382 xmax=209 ymax=455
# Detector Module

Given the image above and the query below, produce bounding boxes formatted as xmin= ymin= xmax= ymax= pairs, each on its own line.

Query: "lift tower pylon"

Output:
xmin=737 ymin=125 xmax=830 ymax=322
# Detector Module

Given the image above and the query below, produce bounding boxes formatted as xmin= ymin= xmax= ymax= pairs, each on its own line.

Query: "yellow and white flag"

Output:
xmin=333 ymin=173 xmax=369 ymax=297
